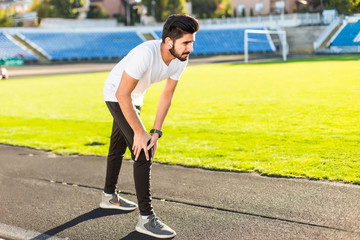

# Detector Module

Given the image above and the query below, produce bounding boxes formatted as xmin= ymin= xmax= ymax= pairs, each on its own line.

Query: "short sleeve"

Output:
xmin=170 ymin=60 xmax=188 ymax=81
xmin=124 ymin=46 xmax=152 ymax=80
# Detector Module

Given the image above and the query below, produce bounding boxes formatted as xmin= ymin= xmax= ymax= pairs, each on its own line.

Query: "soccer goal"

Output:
xmin=244 ymin=29 xmax=288 ymax=63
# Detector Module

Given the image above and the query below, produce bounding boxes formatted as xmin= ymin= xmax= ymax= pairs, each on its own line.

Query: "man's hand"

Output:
xmin=133 ymin=131 xmax=152 ymax=161
xmin=147 ymin=133 xmax=159 ymax=160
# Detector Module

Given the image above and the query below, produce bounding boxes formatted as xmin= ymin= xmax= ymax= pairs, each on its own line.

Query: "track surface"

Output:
xmin=0 ymin=144 xmax=359 ymax=240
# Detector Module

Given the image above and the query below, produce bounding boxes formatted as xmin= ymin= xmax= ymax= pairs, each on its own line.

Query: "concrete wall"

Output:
xmin=285 ymin=25 xmax=328 ymax=53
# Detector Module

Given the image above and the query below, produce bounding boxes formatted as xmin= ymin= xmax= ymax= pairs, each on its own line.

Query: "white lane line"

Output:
xmin=0 ymin=223 xmax=68 ymax=240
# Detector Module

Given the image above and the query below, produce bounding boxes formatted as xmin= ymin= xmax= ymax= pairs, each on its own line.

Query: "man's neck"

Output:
xmin=160 ymin=42 xmax=175 ymax=66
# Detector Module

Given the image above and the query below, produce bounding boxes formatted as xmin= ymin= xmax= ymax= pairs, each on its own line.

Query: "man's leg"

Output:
xmin=104 ymin=118 xmax=127 ymax=194
xmin=100 ymin=102 xmax=138 ymax=211
xmin=105 ymin=102 xmax=176 ymax=238
xmin=105 ymin=101 xmax=154 ymax=216
xmin=133 ymin=156 xmax=153 ymax=216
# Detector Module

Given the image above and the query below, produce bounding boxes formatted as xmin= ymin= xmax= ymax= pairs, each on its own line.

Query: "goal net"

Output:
xmin=244 ymin=29 xmax=288 ymax=63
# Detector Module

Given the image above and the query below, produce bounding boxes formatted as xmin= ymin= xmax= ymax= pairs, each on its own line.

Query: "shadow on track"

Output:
xmin=30 ymin=208 xmax=130 ymax=240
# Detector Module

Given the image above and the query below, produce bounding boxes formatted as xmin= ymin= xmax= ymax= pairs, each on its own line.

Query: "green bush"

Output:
xmin=0 ymin=8 xmax=15 ymax=27
xmin=87 ymin=5 xmax=109 ymax=19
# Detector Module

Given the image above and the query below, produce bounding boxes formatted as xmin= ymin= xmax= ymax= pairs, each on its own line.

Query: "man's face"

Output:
xmin=169 ymin=33 xmax=196 ymax=62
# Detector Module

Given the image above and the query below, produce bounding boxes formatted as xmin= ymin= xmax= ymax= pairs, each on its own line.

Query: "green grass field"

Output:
xmin=1 ymin=55 xmax=359 ymax=183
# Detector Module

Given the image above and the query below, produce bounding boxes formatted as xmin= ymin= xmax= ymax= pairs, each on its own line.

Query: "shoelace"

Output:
xmin=114 ymin=191 xmax=134 ymax=206
xmin=114 ymin=191 xmax=124 ymax=204
xmin=151 ymin=216 xmax=164 ymax=228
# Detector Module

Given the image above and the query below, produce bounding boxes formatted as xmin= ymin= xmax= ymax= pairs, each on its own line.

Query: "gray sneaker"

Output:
xmin=135 ymin=214 xmax=176 ymax=239
xmin=99 ymin=191 xmax=137 ymax=211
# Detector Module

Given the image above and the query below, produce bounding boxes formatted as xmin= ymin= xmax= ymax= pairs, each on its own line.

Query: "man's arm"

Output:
xmin=147 ymin=77 xmax=178 ymax=158
xmin=116 ymin=71 xmax=151 ymax=161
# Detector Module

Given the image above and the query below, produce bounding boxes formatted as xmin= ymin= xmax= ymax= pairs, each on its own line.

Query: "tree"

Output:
xmin=0 ymin=8 xmax=15 ymax=27
xmin=350 ymin=0 xmax=360 ymax=12
xmin=49 ymin=0 xmax=84 ymax=18
xmin=293 ymin=6 xmax=297 ymax=13
xmin=301 ymin=5 xmax=307 ymax=13
xmin=29 ymin=0 xmax=55 ymax=20
xmin=214 ymin=0 xmax=232 ymax=18
xmin=308 ymin=0 xmax=324 ymax=11
xmin=161 ymin=0 xmax=187 ymax=21
xmin=191 ymin=0 xmax=231 ymax=19
xmin=87 ymin=5 xmax=109 ymax=19
xmin=324 ymin=0 xmax=351 ymax=14
xmin=29 ymin=0 xmax=84 ymax=19
xmin=191 ymin=0 xmax=217 ymax=19
xmin=142 ymin=0 xmax=186 ymax=22
xmin=311 ymin=0 xmax=359 ymax=13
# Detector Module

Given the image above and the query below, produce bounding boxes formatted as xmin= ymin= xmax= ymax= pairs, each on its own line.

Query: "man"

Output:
xmin=100 ymin=14 xmax=199 ymax=238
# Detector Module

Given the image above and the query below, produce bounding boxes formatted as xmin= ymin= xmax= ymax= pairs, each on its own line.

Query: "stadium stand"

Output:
xmin=331 ymin=20 xmax=360 ymax=47
xmin=0 ymin=32 xmax=38 ymax=61
xmin=18 ymin=31 xmax=144 ymax=60
xmin=2 ymin=27 xmax=276 ymax=62
xmin=330 ymin=20 xmax=360 ymax=53
xmin=154 ymin=28 xmax=274 ymax=55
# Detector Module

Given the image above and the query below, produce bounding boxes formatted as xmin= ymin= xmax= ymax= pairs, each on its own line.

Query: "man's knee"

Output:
xmin=132 ymin=148 xmax=153 ymax=162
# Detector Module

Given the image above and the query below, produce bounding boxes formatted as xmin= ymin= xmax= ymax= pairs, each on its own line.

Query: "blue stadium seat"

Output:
xmin=20 ymin=31 xmax=144 ymax=60
xmin=331 ymin=20 xmax=360 ymax=46
xmin=0 ymin=33 xmax=38 ymax=61
xmin=10 ymin=28 xmax=275 ymax=61
xmin=155 ymin=28 xmax=273 ymax=55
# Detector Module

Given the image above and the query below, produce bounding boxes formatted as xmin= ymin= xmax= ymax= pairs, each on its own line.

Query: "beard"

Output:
xmin=169 ymin=47 xmax=190 ymax=62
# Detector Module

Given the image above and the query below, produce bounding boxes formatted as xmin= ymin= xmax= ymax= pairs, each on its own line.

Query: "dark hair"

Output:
xmin=162 ymin=14 xmax=199 ymax=43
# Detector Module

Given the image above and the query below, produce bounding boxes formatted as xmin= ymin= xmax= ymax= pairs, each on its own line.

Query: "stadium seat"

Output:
xmin=19 ymin=31 xmax=144 ymax=60
xmin=0 ymin=33 xmax=38 ymax=61
xmin=155 ymin=28 xmax=273 ymax=55
xmin=331 ymin=20 xmax=360 ymax=46
xmin=8 ymin=28 xmax=275 ymax=61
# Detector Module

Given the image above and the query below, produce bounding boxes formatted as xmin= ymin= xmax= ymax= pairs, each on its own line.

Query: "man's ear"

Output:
xmin=165 ymin=37 xmax=173 ymax=48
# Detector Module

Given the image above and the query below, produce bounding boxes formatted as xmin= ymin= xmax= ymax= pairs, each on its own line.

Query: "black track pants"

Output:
xmin=104 ymin=101 xmax=153 ymax=216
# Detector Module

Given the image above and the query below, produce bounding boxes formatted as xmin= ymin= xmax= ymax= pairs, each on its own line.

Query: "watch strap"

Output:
xmin=150 ymin=129 xmax=163 ymax=138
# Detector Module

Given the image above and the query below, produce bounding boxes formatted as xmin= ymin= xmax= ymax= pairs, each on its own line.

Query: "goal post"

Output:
xmin=244 ymin=29 xmax=288 ymax=63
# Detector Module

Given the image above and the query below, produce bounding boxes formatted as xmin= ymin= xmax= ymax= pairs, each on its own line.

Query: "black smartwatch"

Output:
xmin=150 ymin=129 xmax=163 ymax=138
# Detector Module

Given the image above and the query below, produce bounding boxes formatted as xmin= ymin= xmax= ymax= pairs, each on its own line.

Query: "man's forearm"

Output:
xmin=153 ymin=91 xmax=173 ymax=131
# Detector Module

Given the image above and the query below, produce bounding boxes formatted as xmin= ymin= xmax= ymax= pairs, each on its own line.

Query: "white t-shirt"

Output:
xmin=104 ymin=40 xmax=188 ymax=106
